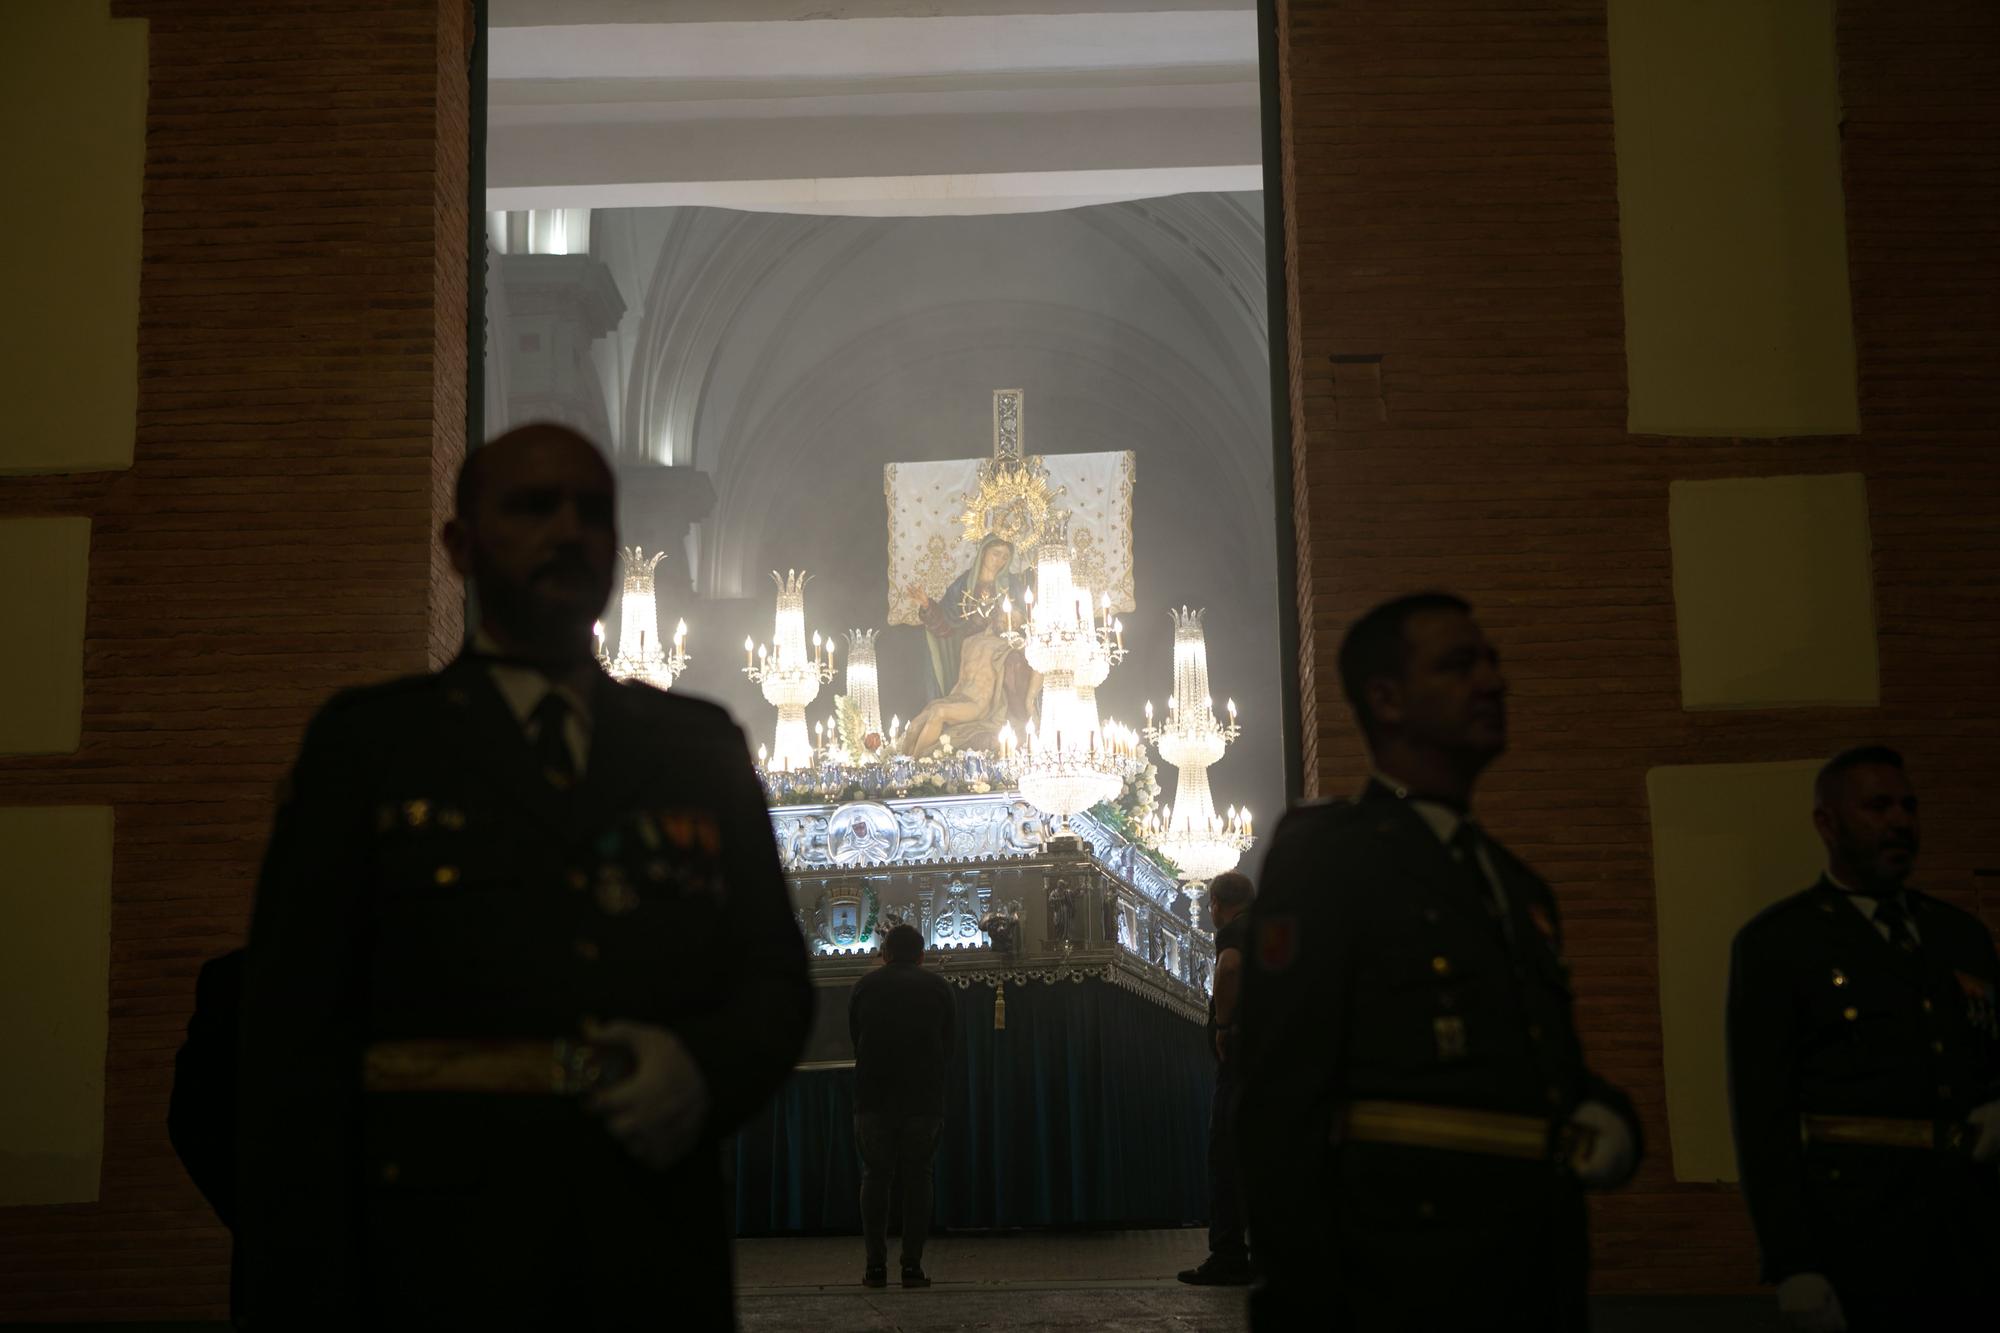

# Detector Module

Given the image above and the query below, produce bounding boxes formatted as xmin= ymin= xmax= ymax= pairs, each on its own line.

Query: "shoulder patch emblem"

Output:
xmin=1256 ymin=915 xmax=1299 ymax=973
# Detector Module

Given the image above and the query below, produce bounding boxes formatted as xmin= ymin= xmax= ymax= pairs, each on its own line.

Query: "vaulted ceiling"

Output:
xmin=487 ymin=5 xmax=1261 ymax=217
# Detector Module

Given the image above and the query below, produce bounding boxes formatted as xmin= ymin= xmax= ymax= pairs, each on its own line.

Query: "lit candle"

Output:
xmin=1144 ymin=700 xmax=1153 ymax=722
xmin=675 ymin=619 xmax=688 ymax=647
xmin=757 ymin=743 xmax=768 ymax=766
xmin=744 ymin=637 xmax=754 ymax=669
xmin=1002 ymin=596 xmax=1012 ymax=631
xmin=1227 ymin=698 xmax=1237 ymax=721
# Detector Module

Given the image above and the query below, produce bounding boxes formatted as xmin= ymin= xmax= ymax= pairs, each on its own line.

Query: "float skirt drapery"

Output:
xmin=733 ymin=975 xmax=1213 ymax=1232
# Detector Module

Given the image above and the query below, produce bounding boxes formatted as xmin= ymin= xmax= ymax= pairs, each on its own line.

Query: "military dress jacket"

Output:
xmin=235 ymin=656 xmax=812 ymax=1327
xmin=1727 ymin=878 xmax=2000 ymax=1283
xmin=1235 ymin=782 xmax=1639 ymax=1323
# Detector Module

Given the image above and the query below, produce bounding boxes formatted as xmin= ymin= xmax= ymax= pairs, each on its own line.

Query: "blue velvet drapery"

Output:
xmin=734 ymin=976 xmax=1214 ymax=1232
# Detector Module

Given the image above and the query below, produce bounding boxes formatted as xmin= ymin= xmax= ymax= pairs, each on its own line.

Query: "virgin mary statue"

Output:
xmin=899 ymin=534 xmax=1038 ymax=756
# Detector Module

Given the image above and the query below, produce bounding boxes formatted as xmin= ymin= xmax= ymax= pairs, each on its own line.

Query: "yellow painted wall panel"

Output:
xmin=0 ymin=2 xmax=146 ymax=475
xmin=0 ymin=517 xmax=91 ymax=755
xmin=1609 ymin=0 xmax=1859 ymax=437
xmin=1648 ymin=761 xmax=1824 ymax=1183
xmin=1669 ymin=473 xmax=1878 ymax=709
xmin=0 ymin=806 xmax=114 ymax=1206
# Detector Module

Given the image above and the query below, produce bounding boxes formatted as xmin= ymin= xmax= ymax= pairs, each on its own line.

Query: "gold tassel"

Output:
xmin=993 ymin=982 xmax=1006 ymax=1030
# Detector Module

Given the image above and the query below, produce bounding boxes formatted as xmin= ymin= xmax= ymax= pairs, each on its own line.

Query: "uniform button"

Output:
xmin=1831 ymin=969 xmax=1847 ymax=987
xmin=1430 ymin=956 xmax=1452 ymax=978
xmin=574 ymin=938 xmax=600 ymax=962
xmin=568 ymin=869 xmax=589 ymax=892
xmin=1842 ymin=1006 xmax=1858 ymax=1021
xmin=1922 ymin=999 xmax=1934 ymax=1014
xmin=433 ymin=865 xmax=459 ymax=887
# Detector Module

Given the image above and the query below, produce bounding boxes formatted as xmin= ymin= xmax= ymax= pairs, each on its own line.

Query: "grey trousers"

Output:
xmin=855 ymin=1111 xmax=944 ymax=1270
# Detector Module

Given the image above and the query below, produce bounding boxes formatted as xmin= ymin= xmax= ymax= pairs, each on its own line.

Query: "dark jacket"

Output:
xmin=236 ymin=657 xmax=812 ymax=1329
xmin=169 ymin=947 xmax=245 ymax=1229
xmin=1235 ymin=782 xmax=1640 ymax=1331
xmin=1727 ymin=878 xmax=2000 ymax=1284
xmin=849 ymin=962 xmax=956 ymax=1117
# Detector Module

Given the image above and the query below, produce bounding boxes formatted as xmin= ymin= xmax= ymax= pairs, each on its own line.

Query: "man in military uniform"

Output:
xmin=1236 ymin=592 xmax=1640 ymax=1331
xmin=1181 ymin=869 xmax=1256 ymax=1287
xmin=1727 ymin=746 xmax=2000 ymax=1331
xmin=236 ymin=423 xmax=812 ymax=1329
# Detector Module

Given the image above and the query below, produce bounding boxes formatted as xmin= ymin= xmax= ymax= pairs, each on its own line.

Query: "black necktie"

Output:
xmin=1449 ymin=821 xmax=1508 ymax=928
xmin=1873 ymin=891 xmax=1919 ymax=955
xmin=531 ymin=691 xmax=577 ymax=789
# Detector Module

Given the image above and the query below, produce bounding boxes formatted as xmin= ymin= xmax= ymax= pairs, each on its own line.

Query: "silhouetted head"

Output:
xmin=882 ymin=922 xmax=925 ymax=966
xmin=1339 ymin=592 xmax=1507 ymax=770
xmin=1813 ymin=745 xmax=1919 ymax=892
xmin=1208 ymin=870 xmax=1255 ymax=928
xmin=444 ymin=423 xmax=617 ymax=664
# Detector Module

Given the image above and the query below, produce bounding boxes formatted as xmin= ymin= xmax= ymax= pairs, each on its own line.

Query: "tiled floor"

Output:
xmin=733 ymin=1231 xmax=1784 ymax=1332
xmin=16 ymin=1230 xmax=1783 ymax=1331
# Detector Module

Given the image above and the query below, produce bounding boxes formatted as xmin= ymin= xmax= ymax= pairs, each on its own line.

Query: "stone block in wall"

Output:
xmin=0 ymin=516 xmax=91 ymax=754
xmin=1669 ymin=472 xmax=1878 ymax=710
xmin=0 ymin=2 xmax=146 ymax=475
xmin=1609 ymin=0 xmax=1858 ymax=437
xmin=0 ymin=805 xmax=114 ymax=1205
xmin=1648 ymin=760 xmax=1822 ymax=1183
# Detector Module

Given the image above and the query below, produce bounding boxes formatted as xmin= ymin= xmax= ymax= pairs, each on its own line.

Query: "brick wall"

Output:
xmin=0 ymin=1 xmax=469 ymax=1318
xmin=1277 ymin=0 xmax=1999 ymax=1293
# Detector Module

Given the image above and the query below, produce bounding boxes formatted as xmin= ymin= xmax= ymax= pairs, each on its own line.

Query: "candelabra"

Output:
xmin=844 ymin=629 xmax=886 ymax=759
xmin=743 ymin=569 xmax=836 ymax=773
xmin=1141 ymin=607 xmax=1254 ymax=890
xmin=1002 ymin=525 xmax=1136 ymax=835
xmin=596 ymin=546 xmax=689 ymax=689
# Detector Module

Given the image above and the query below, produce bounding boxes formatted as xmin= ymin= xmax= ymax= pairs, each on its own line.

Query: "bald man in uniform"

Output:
xmin=1235 ymin=592 xmax=1641 ymax=1331
xmin=1728 ymin=746 xmax=2000 ymax=1331
xmin=237 ymin=423 xmax=811 ymax=1329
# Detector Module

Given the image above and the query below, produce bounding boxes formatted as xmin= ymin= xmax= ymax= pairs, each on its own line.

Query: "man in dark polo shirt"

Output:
xmin=849 ymin=922 xmax=957 ymax=1288
xmin=1181 ymin=870 xmax=1256 ymax=1286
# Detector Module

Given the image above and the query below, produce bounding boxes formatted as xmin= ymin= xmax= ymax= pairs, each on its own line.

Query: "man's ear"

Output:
xmin=442 ymin=517 xmax=473 ymax=579
xmin=1365 ymin=676 xmax=1404 ymax=731
xmin=1810 ymin=803 xmax=1836 ymax=847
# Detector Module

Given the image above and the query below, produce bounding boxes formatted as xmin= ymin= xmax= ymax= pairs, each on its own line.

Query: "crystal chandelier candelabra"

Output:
xmin=1141 ymin=607 xmax=1254 ymax=889
xmin=743 ymin=569 xmax=835 ymax=773
xmin=844 ymin=628 xmax=886 ymax=760
xmin=596 ymin=546 xmax=689 ymax=689
xmin=1002 ymin=525 xmax=1136 ymax=833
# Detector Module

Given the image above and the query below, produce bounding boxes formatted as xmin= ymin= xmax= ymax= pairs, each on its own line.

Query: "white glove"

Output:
xmin=1777 ymin=1272 xmax=1846 ymax=1332
xmin=583 ymin=1018 xmax=711 ymax=1170
xmin=1970 ymin=1099 xmax=2000 ymax=1164
xmin=1566 ymin=1100 xmax=1637 ymax=1187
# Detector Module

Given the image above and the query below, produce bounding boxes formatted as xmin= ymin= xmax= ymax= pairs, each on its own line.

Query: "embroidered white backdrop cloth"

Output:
xmin=884 ymin=452 xmax=1136 ymax=626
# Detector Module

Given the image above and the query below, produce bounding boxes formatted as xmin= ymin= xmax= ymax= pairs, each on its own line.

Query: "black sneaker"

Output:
xmin=901 ymin=1265 xmax=931 ymax=1288
xmin=1177 ymin=1257 xmax=1252 ymax=1286
xmin=862 ymin=1266 xmax=888 ymax=1288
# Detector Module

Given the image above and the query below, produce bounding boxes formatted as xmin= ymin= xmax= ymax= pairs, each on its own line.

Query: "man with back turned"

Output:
xmin=1727 ymin=746 xmax=2000 ymax=1331
xmin=848 ymin=922 xmax=956 ymax=1289
xmin=236 ymin=423 xmax=812 ymax=1328
xmin=1235 ymin=592 xmax=1641 ymax=1331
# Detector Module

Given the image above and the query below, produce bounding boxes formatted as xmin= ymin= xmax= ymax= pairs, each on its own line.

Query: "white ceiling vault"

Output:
xmin=487 ymin=4 xmax=1263 ymax=216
